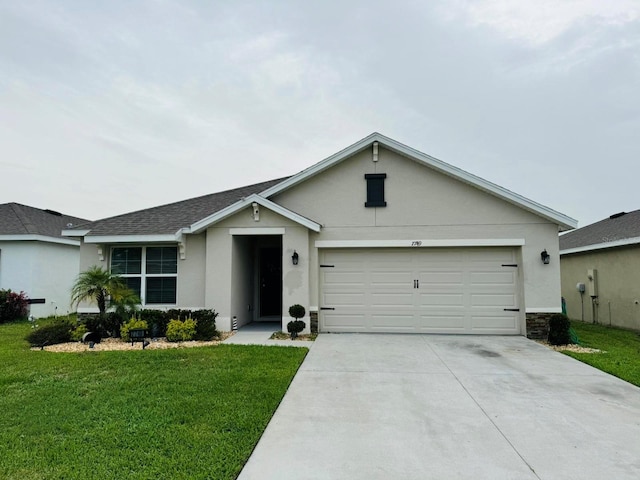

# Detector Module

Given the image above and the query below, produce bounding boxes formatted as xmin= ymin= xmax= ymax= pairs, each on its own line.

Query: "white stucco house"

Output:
xmin=0 ymin=203 xmax=89 ymax=318
xmin=64 ymin=133 xmax=576 ymax=338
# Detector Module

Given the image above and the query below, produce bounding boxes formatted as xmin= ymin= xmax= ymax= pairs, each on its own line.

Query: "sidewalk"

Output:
xmin=223 ymin=321 xmax=314 ymax=348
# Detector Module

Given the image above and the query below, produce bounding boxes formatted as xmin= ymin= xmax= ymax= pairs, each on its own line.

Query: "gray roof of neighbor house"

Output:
xmin=75 ymin=177 xmax=288 ymax=236
xmin=560 ymin=210 xmax=640 ymax=252
xmin=0 ymin=203 xmax=89 ymax=238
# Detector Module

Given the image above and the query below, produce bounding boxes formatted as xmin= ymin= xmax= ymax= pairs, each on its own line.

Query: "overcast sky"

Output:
xmin=1 ymin=1 xmax=638 ymax=228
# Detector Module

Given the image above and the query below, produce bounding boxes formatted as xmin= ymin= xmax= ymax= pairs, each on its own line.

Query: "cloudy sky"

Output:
xmin=1 ymin=1 xmax=638 ymax=228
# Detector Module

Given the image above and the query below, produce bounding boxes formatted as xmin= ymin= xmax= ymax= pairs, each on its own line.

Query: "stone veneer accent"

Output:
xmin=526 ymin=312 xmax=553 ymax=339
xmin=310 ymin=311 xmax=318 ymax=334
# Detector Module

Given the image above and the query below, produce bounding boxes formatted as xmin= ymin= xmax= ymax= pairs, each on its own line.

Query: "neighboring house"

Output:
xmin=0 ymin=203 xmax=89 ymax=317
xmin=64 ymin=133 xmax=576 ymax=337
xmin=560 ymin=210 xmax=640 ymax=330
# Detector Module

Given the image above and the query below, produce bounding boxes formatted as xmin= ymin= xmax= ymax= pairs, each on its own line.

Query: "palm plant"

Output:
xmin=71 ymin=266 xmax=138 ymax=316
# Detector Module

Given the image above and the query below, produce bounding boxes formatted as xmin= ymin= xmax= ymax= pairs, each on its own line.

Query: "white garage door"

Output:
xmin=320 ymin=248 xmax=521 ymax=335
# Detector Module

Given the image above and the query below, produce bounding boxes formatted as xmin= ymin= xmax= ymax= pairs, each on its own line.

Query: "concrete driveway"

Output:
xmin=238 ymin=334 xmax=640 ymax=480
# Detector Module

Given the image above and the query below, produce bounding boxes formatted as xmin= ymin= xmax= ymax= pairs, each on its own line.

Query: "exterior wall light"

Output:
xmin=292 ymin=250 xmax=299 ymax=265
xmin=540 ymin=249 xmax=550 ymax=264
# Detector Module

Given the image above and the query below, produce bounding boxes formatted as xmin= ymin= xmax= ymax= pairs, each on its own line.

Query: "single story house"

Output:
xmin=64 ymin=133 xmax=576 ymax=337
xmin=560 ymin=210 xmax=640 ymax=330
xmin=0 ymin=203 xmax=89 ymax=318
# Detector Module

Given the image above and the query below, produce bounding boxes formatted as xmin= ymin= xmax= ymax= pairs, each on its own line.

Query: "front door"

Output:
xmin=259 ymin=247 xmax=282 ymax=318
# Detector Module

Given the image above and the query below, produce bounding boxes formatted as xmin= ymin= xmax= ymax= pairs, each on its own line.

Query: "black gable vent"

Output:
xmin=610 ymin=212 xmax=627 ymax=219
xmin=44 ymin=209 xmax=63 ymax=216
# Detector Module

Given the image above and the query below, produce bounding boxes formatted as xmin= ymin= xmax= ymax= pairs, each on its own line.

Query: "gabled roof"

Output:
xmin=189 ymin=194 xmax=321 ymax=233
xmin=65 ymin=178 xmax=288 ymax=238
xmin=66 ymin=132 xmax=577 ymax=240
xmin=261 ymin=132 xmax=577 ymax=231
xmin=0 ymin=203 xmax=89 ymax=245
xmin=560 ymin=210 xmax=640 ymax=255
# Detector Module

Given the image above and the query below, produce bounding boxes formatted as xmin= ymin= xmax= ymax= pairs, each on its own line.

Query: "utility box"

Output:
xmin=587 ymin=269 xmax=598 ymax=297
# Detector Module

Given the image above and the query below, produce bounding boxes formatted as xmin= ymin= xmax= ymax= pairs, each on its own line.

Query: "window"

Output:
xmin=365 ymin=173 xmax=387 ymax=207
xmin=111 ymin=246 xmax=177 ymax=305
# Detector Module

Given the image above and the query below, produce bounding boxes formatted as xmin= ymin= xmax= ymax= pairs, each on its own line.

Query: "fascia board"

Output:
xmin=189 ymin=194 xmax=321 ymax=233
xmin=259 ymin=132 xmax=578 ymax=231
xmin=84 ymin=234 xmax=177 ymax=244
xmin=560 ymin=236 xmax=640 ymax=255
xmin=0 ymin=234 xmax=80 ymax=246
xmin=62 ymin=229 xmax=91 ymax=237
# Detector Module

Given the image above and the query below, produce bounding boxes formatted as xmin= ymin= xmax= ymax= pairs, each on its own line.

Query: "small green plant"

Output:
xmin=548 ymin=313 xmax=571 ymax=345
xmin=25 ymin=319 xmax=74 ymax=347
xmin=120 ymin=318 xmax=148 ymax=342
xmin=166 ymin=318 xmax=197 ymax=342
xmin=0 ymin=289 xmax=29 ymax=323
xmin=70 ymin=323 xmax=89 ymax=342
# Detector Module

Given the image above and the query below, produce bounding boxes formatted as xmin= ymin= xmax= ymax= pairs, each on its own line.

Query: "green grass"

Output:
xmin=563 ymin=321 xmax=640 ymax=387
xmin=0 ymin=320 xmax=307 ymax=479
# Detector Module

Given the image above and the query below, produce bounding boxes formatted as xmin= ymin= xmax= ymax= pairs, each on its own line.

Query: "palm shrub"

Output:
xmin=166 ymin=318 xmax=197 ymax=342
xmin=548 ymin=313 xmax=571 ymax=345
xmin=71 ymin=266 xmax=140 ymax=337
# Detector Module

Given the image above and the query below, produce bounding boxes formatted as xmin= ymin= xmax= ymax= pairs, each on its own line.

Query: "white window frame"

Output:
xmin=110 ymin=245 xmax=178 ymax=306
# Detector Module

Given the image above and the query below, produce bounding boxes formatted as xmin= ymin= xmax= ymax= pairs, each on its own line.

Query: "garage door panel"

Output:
xmin=323 ymin=293 xmax=366 ymax=306
xmin=470 ymin=293 xmax=517 ymax=307
xmin=471 ymin=314 xmax=518 ymax=332
xmin=418 ymin=293 xmax=465 ymax=306
xmin=416 ymin=314 xmax=466 ymax=330
xmin=419 ymin=272 xmax=464 ymax=285
xmin=370 ymin=293 xmax=414 ymax=307
xmin=469 ymin=271 xmax=515 ymax=284
xmin=323 ymin=313 xmax=366 ymax=331
xmin=320 ymin=248 xmax=521 ymax=335
xmin=370 ymin=314 xmax=415 ymax=330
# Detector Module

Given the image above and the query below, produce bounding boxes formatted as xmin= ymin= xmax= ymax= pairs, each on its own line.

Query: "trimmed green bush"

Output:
xmin=288 ymin=304 xmax=305 ymax=320
xmin=0 ymin=289 xmax=29 ymax=323
xmin=166 ymin=318 xmax=197 ymax=342
xmin=120 ymin=318 xmax=148 ymax=342
xmin=191 ymin=309 xmax=218 ymax=340
xmin=548 ymin=313 xmax=571 ymax=345
xmin=25 ymin=320 xmax=74 ymax=347
xmin=287 ymin=320 xmax=305 ymax=339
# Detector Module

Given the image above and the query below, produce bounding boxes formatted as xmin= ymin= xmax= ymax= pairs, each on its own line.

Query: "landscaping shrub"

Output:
xmin=287 ymin=320 xmax=305 ymax=339
xmin=191 ymin=309 xmax=218 ymax=340
xmin=288 ymin=304 xmax=305 ymax=320
xmin=82 ymin=312 xmax=126 ymax=338
xmin=0 ymin=289 xmax=29 ymax=323
xmin=120 ymin=318 xmax=148 ymax=342
xmin=25 ymin=319 xmax=74 ymax=347
xmin=138 ymin=309 xmax=170 ymax=337
xmin=70 ymin=323 xmax=89 ymax=342
xmin=166 ymin=318 xmax=197 ymax=342
xmin=548 ymin=313 xmax=571 ymax=345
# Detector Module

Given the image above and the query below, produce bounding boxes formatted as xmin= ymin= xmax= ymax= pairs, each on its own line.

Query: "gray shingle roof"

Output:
xmin=560 ymin=210 xmax=640 ymax=250
xmin=80 ymin=177 xmax=289 ymax=236
xmin=0 ymin=203 xmax=89 ymax=238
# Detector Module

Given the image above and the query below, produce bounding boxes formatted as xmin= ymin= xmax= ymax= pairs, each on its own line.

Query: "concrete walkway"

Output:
xmin=238 ymin=334 xmax=640 ymax=480
xmin=222 ymin=321 xmax=313 ymax=348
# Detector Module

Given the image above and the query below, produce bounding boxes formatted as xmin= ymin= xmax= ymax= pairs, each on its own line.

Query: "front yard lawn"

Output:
xmin=563 ymin=321 xmax=640 ymax=387
xmin=0 ymin=320 xmax=307 ymax=479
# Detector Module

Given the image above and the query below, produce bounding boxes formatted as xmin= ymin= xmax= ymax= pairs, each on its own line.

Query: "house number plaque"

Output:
xmin=411 ymin=241 xmax=422 ymax=247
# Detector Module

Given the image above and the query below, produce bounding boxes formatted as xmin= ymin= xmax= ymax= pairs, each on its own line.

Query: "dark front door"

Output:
xmin=259 ymin=247 xmax=282 ymax=318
